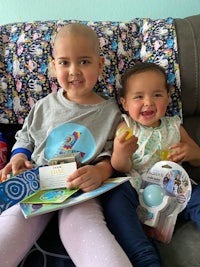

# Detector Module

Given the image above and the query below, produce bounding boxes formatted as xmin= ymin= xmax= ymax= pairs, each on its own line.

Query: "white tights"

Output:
xmin=0 ymin=199 xmax=132 ymax=267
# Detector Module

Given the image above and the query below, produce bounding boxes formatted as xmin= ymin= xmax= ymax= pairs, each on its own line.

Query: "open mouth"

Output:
xmin=69 ymin=80 xmax=82 ymax=85
xmin=141 ymin=110 xmax=155 ymax=117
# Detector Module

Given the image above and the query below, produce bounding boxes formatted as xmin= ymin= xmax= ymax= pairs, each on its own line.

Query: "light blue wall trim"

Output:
xmin=0 ymin=0 xmax=199 ymax=24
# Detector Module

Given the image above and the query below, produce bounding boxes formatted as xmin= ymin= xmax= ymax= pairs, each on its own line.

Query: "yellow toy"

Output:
xmin=116 ymin=126 xmax=133 ymax=140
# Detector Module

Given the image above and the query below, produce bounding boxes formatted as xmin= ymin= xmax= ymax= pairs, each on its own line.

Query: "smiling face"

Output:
xmin=52 ymin=24 xmax=104 ymax=103
xmin=120 ymin=70 xmax=170 ymax=128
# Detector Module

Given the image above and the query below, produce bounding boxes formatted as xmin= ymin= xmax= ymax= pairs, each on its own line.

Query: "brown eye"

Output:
xmin=60 ymin=61 xmax=67 ymax=65
xmin=134 ymin=95 xmax=143 ymax=99
xmin=80 ymin=60 xmax=90 ymax=65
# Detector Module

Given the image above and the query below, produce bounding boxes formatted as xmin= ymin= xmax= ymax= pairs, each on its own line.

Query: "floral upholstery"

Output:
xmin=0 ymin=18 xmax=181 ymax=124
xmin=134 ymin=17 xmax=181 ymax=117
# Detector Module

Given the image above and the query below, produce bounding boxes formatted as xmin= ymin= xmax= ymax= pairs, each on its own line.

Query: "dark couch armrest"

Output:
xmin=175 ymin=15 xmax=200 ymax=117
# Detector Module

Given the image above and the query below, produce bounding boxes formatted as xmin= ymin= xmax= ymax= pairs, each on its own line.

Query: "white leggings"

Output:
xmin=0 ymin=199 xmax=132 ymax=267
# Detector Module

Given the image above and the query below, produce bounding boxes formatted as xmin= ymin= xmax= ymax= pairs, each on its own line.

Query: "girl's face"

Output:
xmin=53 ymin=35 xmax=104 ymax=103
xmin=121 ymin=70 xmax=170 ymax=128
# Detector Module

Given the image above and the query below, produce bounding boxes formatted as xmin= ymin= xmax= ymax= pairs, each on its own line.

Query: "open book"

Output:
xmin=20 ymin=176 xmax=131 ymax=218
xmin=0 ymin=161 xmax=131 ymax=218
xmin=0 ymin=161 xmax=77 ymax=213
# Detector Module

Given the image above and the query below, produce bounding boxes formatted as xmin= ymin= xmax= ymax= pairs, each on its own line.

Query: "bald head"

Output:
xmin=54 ymin=23 xmax=100 ymax=55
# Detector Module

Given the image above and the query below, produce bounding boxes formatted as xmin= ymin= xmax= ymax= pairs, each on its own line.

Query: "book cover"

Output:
xmin=20 ymin=176 xmax=131 ymax=218
xmin=0 ymin=167 xmax=40 ymax=214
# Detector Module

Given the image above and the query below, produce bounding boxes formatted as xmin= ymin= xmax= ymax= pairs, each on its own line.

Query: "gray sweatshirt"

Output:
xmin=12 ymin=89 xmax=121 ymax=166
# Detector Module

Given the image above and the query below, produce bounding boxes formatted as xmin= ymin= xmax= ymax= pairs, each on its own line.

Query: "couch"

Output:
xmin=0 ymin=14 xmax=200 ymax=267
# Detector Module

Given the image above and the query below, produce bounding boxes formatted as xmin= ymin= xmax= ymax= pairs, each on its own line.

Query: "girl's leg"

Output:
xmin=58 ymin=198 xmax=132 ymax=267
xmin=181 ymin=184 xmax=200 ymax=229
xmin=0 ymin=204 xmax=53 ymax=267
xmin=101 ymin=182 xmax=162 ymax=267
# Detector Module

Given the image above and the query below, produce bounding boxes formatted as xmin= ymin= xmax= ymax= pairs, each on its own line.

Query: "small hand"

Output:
xmin=0 ymin=153 xmax=33 ymax=182
xmin=66 ymin=165 xmax=103 ymax=192
xmin=168 ymin=142 xmax=195 ymax=163
xmin=114 ymin=132 xmax=138 ymax=158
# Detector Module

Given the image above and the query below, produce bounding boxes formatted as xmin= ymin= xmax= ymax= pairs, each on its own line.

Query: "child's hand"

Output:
xmin=0 ymin=153 xmax=33 ymax=182
xmin=66 ymin=165 xmax=104 ymax=192
xmin=114 ymin=131 xmax=138 ymax=158
xmin=111 ymin=131 xmax=138 ymax=173
xmin=168 ymin=142 xmax=200 ymax=164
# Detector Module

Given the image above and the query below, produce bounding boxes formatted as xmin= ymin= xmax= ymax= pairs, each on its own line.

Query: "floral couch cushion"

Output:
xmin=134 ymin=17 xmax=181 ymax=118
xmin=0 ymin=18 xmax=181 ymax=124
